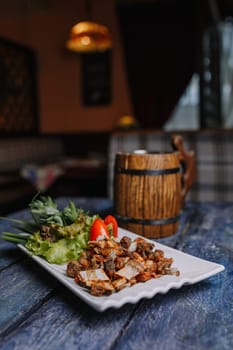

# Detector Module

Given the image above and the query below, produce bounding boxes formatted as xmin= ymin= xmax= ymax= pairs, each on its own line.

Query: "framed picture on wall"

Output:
xmin=0 ymin=37 xmax=38 ymax=134
xmin=81 ymin=51 xmax=112 ymax=106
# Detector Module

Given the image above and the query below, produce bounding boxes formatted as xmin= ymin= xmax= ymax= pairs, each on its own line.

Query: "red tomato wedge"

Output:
xmin=90 ymin=218 xmax=110 ymax=241
xmin=104 ymin=215 xmax=118 ymax=238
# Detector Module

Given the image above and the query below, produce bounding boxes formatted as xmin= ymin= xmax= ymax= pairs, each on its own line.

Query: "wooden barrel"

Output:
xmin=114 ymin=151 xmax=182 ymax=238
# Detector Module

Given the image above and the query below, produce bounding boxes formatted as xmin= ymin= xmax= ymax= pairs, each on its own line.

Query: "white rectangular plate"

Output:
xmin=18 ymin=227 xmax=225 ymax=312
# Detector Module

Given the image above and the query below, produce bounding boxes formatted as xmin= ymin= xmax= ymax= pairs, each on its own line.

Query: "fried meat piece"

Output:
xmin=75 ymin=268 xmax=114 ymax=296
xmin=120 ymin=236 xmax=132 ymax=249
xmin=90 ymin=281 xmax=115 ymax=296
xmin=112 ymin=277 xmax=128 ymax=291
xmin=76 ymin=268 xmax=110 ymax=285
xmin=116 ymin=260 xmax=144 ymax=280
xmin=135 ymin=237 xmax=154 ymax=257
xmin=68 ymin=236 xmax=180 ymax=296
xmin=115 ymin=256 xmax=129 ymax=270
xmin=104 ymin=258 xmax=115 ymax=279
xmin=136 ymin=271 xmax=157 ymax=282
xmin=66 ymin=260 xmax=83 ymax=278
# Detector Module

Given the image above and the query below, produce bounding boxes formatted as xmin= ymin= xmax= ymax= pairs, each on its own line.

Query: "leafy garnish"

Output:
xmin=0 ymin=196 xmax=97 ymax=264
xmin=62 ymin=201 xmax=79 ymax=225
xmin=29 ymin=196 xmax=64 ymax=226
xmin=1 ymin=231 xmax=30 ymax=245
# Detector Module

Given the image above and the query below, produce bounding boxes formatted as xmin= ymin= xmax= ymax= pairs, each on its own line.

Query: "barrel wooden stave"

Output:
xmin=114 ymin=152 xmax=182 ymax=238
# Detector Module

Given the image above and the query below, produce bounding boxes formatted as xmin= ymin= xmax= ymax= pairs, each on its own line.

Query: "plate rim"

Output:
xmin=18 ymin=227 xmax=225 ymax=312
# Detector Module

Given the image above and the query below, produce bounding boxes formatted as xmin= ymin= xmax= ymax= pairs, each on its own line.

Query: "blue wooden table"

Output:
xmin=0 ymin=197 xmax=233 ymax=350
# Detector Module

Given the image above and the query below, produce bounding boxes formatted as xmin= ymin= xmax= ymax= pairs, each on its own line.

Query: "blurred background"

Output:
xmin=1 ymin=0 xmax=233 ymax=133
xmin=0 ymin=0 xmax=233 ymax=211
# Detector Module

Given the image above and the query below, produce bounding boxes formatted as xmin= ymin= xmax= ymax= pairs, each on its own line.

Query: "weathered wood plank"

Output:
xmin=112 ymin=273 xmax=231 ymax=350
xmin=0 ymin=286 xmax=138 ymax=350
xmin=0 ymin=259 xmax=59 ymax=336
xmin=0 ymin=209 xmax=34 ymax=269
xmin=0 ymin=242 xmax=24 ymax=269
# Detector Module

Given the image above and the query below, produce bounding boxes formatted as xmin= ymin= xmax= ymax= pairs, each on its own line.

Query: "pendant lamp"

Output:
xmin=66 ymin=0 xmax=112 ymax=53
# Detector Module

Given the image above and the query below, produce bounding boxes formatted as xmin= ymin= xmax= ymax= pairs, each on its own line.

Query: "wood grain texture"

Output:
xmin=171 ymin=134 xmax=196 ymax=203
xmin=114 ymin=152 xmax=182 ymax=238
xmin=0 ymin=198 xmax=232 ymax=350
xmin=0 ymin=289 xmax=137 ymax=350
xmin=0 ymin=259 xmax=59 ymax=336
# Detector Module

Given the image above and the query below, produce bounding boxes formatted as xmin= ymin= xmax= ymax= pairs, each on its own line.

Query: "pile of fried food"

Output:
xmin=66 ymin=235 xmax=180 ymax=296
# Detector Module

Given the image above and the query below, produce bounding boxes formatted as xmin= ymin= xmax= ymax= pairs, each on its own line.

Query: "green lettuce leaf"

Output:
xmin=25 ymin=228 xmax=89 ymax=264
xmin=2 ymin=195 xmax=99 ymax=264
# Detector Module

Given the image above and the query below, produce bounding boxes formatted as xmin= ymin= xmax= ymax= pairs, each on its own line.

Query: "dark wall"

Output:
xmin=116 ymin=0 xmax=233 ymax=129
xmin=117 ymin=0 xmax=197 ymax=128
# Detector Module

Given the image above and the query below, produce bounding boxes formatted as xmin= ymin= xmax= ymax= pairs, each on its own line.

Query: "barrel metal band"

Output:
xmin=115 ymin=214 xmax=180 ymax=226
xmin=115 ymin=166 xmax=180 ymax=176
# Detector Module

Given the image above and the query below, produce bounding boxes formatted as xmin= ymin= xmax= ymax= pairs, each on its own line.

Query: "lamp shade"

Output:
xmin=66 ymin=21 xmax=112 ymax=53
